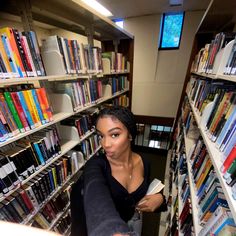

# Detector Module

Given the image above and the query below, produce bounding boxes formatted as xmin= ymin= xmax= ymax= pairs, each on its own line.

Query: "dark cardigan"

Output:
xmin=70 ymin=154 xmax=166 ymax=236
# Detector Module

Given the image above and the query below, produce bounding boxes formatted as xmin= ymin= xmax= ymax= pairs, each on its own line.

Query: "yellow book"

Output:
xmin=51 ymin=167 xmax=58 ymax=189
xmin=34 ymin=214 xmax=50 ymax=229
xmin=0 ymin=35 xmax=12 ymax=76
xmin=196 ymin=159 xmax=213 ymax=190
xmin=22 ymin=90 xmax=40 ymax=127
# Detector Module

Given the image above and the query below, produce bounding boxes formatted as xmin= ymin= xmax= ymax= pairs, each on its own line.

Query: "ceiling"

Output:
xmin=98 ymin=0 xmax=211 ymax=19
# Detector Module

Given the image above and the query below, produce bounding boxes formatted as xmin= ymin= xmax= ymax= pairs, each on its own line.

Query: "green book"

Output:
xmin=3 ymin=91 xmax=25 ymax=132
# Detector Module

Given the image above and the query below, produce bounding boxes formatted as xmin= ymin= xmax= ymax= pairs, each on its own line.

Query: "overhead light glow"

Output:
xmin=81 ymin=0 xmax=113 ymax=17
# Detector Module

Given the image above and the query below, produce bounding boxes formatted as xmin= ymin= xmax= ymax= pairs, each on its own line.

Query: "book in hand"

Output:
xmin=138 ymin=178 xmax=165 ymax=206
xmin=147 ymin=178 xmax=165 ymax=195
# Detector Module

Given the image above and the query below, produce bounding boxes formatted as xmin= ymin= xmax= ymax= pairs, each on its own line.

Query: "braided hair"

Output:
xmin=96 ymin=106 xmax=137 ymax=141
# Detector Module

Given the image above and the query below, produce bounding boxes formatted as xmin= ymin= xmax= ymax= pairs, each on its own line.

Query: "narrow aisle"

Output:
xmin=134 ymin=147 xmax=167 ymax=236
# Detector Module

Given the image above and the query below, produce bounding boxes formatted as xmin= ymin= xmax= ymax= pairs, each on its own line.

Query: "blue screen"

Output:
xmin=160 ymin=13 xmax=184 ymax=49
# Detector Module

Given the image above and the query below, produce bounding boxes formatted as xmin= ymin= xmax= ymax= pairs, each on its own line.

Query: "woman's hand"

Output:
xmin=136 ymin=193 xmax=164 ymax=212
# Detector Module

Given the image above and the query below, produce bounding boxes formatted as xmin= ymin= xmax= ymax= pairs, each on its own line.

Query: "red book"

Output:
xmin=19 ymin=189 xmax=34 ymax=213
xmin=10 ymin=91 xmax=30 ymax=131
xmin=221 ymin=144 xmax=236 ymax=173
xmin=36 ymin=88 xmax=53 ymax=121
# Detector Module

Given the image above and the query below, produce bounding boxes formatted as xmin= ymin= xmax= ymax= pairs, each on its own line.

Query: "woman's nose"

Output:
xmin=102 ymin=137 xmax=111 ymax=148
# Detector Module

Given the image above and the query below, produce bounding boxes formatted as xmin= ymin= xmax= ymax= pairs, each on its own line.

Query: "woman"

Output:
xmin=70 ymin=106 xmax=166 ymax=236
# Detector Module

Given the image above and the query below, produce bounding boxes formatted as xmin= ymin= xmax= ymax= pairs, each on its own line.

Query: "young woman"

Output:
xmin=70 ymin=106 xmax=166 ymax=236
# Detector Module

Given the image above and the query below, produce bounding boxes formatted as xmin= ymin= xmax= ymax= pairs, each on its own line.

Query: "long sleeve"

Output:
xmin=83 ymin=156 xmax=137 ymax=236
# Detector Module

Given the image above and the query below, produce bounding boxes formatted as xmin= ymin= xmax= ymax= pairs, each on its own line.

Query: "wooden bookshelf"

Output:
xmin=0 ymin=0 xmax=134 ymax=232
xmin=170 ymin=1 xmax=236 ymax=234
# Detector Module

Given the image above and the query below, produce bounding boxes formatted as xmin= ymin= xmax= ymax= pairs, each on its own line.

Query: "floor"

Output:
xmin=134 ymin=146 xmax=168 ymax=236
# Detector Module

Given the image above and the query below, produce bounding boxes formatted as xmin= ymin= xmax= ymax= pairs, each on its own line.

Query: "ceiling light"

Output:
xmin=81 ymin=0 xmax=113 ymax=17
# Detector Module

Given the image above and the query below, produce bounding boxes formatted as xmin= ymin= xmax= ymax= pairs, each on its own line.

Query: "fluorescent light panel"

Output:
xmin=81 ymin=0 xmax=113 ymax=17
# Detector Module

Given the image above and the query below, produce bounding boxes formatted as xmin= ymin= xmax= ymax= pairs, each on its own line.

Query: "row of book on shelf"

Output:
xmin=0 ymin=83 xmax=53 ymax=142
xmin=182 ymin=95 xmax=236 ymax=198
xmin=0 ymin=134 xmax=102 ymax=229
xmin=0 ymin=26 xmax=130 ymax=78
xmin=0 ymin=74 xmax=129 ymax=143
xmin=191 ymin=32 xmax=236 ymax=75
xmin=53 ymin=76 xmax=129 ymax=111
xmin=0 ymin=110 xmax=100 ymax=196
xmin=186 ymin=75 xmax=236 ymax=158
xmin=167 ymin=123 xmax=236 ymax=236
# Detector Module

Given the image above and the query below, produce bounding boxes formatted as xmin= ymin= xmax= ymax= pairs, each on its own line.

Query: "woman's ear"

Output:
xmin=128 ymin=134 xmax=132 ymax=141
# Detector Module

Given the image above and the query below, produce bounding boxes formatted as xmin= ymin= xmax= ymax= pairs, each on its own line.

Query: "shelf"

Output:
xmin=0 ymin=74 xmax=90 ymax=85
xmin=24 ymin=169 xmax=81 ymax=225
xmin=183 ymin=129 xmax=203 ymax=235
xmin=49 ymin=203 xmax=70 ymax=230
xmin=0 ymin=112 xmax=73 ymax=148
xmin=0 ymin=139 xmax=79 ymax=203
xmin=191 ymin=71 xmax=236 ymax=82
xmin=74 ymin=88 xmax=129 ymax=113
xmin=63 ymin=225 xmax=71 ymax=236
xmin=2 ymin=0 xmax=133 ymax=41
xmin=0 ymin=72 xmax=130 ymax=84
xmin=0 ymin=89 xmax=128 ymax=148
xmin=187 ymin=97 xmax=236 ymax=222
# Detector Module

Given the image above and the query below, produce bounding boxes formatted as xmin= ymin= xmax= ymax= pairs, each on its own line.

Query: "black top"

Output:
xmin=70 ymin=154 xmax=166 ymax=236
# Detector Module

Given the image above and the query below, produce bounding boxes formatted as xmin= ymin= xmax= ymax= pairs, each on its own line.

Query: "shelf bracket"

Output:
xmin=18 ymin=0 xmax=35 ymax=32
xmin=85 ymin=26 xmax=94 ymax=46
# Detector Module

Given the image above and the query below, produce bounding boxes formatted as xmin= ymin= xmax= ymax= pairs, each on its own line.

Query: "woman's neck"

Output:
xmin=107 ymin=149 xmax=133 ymax=167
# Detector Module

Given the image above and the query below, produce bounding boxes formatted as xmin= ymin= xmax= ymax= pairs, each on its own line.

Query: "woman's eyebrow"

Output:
xmin=96 ymin=127 xmax=122 ymax=134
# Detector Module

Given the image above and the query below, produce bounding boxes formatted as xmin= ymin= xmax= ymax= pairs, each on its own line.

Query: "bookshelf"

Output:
xmin=168 ymin=0 xmax=236 ymax=235
xmin=0 ymin=0 xmax=134 ymax=233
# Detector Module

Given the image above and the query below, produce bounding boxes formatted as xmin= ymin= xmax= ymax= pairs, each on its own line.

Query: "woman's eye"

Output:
xmin=111 ymin=133 xmax=119 ymax=138
xmin=98 ymin=135 xmax=103 ymax=140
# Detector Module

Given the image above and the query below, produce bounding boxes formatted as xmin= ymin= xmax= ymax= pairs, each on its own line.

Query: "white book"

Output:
xmin=138 ymin=178 xmax=165 ymax=206
xmin=147 ymin=178 xmax=165 ymax=195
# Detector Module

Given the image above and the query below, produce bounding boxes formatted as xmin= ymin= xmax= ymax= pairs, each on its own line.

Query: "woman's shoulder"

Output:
xmin=133 ymin=152 xmax=150 ymax=167
xmin=85 ymin=153 xmax=108 ymax=169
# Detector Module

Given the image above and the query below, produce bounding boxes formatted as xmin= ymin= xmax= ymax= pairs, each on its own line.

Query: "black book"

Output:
xmin=11 ymin=191 xmax=30 ymax=215
xmin=22 ymin=31 xmax=41 ymax=75
xmin=2 ymin=199 xmax=22 ymax=223
xmin=42 ymin=170 xmax=54 ymax=195
xmin=2 ymin=148 xmax=27 ymax=181
xmin=12 ymin=29 xmax=30 ymax=75
xmin=6 ymin=195 xmax=27 ymax=220
xmin=16 ymin=140 xmax=40 ymax=170
xmin=0 ymin=203 xmax=15 ymax=222
xmin=35 ymin=178 xmax=47 ymax=202
xmin=0 ymin=154 xmax=19 ymax=186
xmin=30 ymin=181 xmax=43 ymax=205
xmin=38 ymin=173 xmax=50 ymax=197
xmin=55 ymin=162 xmax=63 ymax=186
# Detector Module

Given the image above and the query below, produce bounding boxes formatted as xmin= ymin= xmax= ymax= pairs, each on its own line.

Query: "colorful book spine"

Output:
xmin=16 ymin=91 xmax=35 ymax=129
xmin=10 ymin=92 xmax=30 ymax=131
xmin=3 ymin=91 xmax=25 ymax=132
xmin=35 ymin=88 xmax=53 ymax=121
xmin=31 ymin=89 xmax=46 ymax=124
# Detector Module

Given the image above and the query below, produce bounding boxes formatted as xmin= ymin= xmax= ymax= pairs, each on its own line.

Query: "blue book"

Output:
xmin=201 ymin=187 xmax=223 ymax=213
xmin=0 ymin=129 xmax=6 ymax=142
xmin=17 ymin=91 xmax=35 ymax=129
xmin=33 ymin=142 xmax=45 ymax=165
xmin=48 ymin=169 xmax=55 ymax=191
xmin=1 ymin=35 xmax=19 ymax=77
xmin=216 ymin=107 xmax=236 ymax=147
xmin=222 ymin=130 xmax=236 ymax=158
xmin=214 ymin=218 xmax=236 ymax=235
xmin=0 ymin=119 xmax=8 ymax=138
xmin=220 ymin=124 xmax=236 ymax=152
xmin=31 ymin=89 xmax=46 ymax=124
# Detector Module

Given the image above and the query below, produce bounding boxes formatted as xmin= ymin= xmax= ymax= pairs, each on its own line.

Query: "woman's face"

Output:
xmin=96 ymin=116 xmax=131 ymax=160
